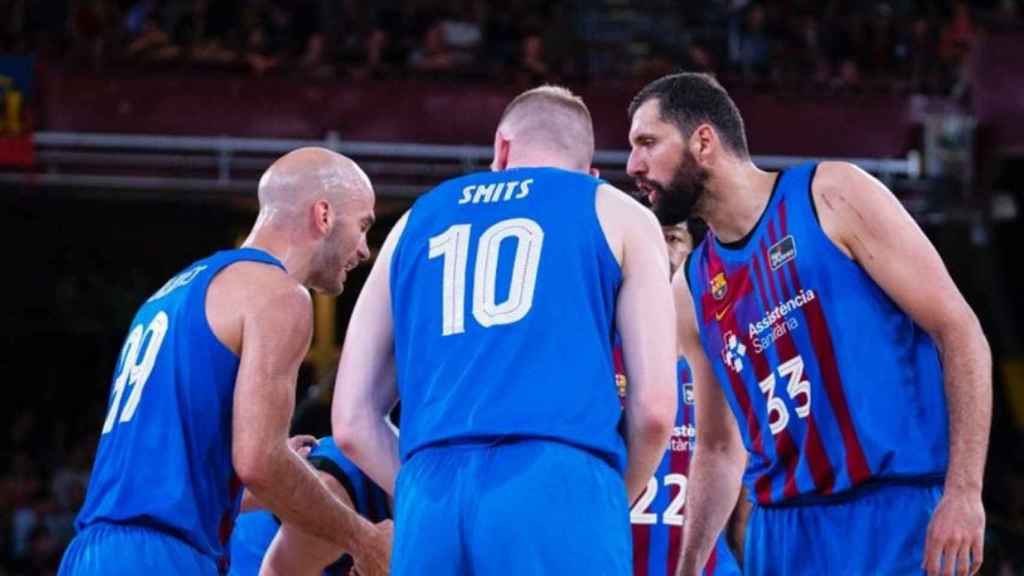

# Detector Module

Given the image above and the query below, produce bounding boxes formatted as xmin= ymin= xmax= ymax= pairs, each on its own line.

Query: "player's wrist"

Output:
xmin=943 ymin=472 xmax=983 ymax=497
xmin=942 ymin=483 xmax=983 ymax=499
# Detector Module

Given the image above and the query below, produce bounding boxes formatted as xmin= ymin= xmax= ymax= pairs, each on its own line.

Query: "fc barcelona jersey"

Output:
xmin=685 ymin=163 xmax=947 ymax=505
xmin=615 ymin=347 xmax=740 ymax=576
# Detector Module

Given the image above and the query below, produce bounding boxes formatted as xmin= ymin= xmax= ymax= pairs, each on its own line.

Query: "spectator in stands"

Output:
xmin=730 ymin=3 xmax=772 ymax=83
xmin=408 ymin=20 xmax=461 ymax=75
xmin=516 ymin=32 xmax=551 ymax=83
xmin=438 ymin=0 xmax=485 ymax=73
xmin=906 ymin=12 xmax=941 ymax=93
xmin=940 ymin=0 xmax=976 ymax=99
xmin=186 ymin=0 xmax=240 ymax=66
xmin=68 ymin=0 xmax=118 ymax=68
xmin=11 ymin=524 xmax=61 ymax=576
xmin=123 ymin=0 xmax=180 ymax=62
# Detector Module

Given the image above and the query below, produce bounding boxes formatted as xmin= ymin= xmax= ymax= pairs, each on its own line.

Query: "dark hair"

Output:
xmin=628 ymin=73 xmax=749 ymax=158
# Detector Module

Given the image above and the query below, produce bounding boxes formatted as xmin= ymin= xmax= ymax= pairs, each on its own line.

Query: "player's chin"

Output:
xmin=311 ymin=273 xmax=346 ymax=296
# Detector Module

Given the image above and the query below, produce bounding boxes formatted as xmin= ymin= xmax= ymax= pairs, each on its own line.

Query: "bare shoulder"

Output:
xmin=595 ymin=183 xmax=661 ymax=267
xmin=595 ymin=183 xmax=662 ymax=241
xmin=811 ymin=161 xmax=895 ymax=209
xmin=810 ymin=161 xmax=897 ymax=258
xmin=595 ymin=183 xmax=658 ymax=226
xmin=207 ymin=261 xmax=312 ymax=354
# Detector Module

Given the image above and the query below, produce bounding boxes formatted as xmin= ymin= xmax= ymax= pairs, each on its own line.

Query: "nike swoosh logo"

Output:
xmin=715 ymin=303 xmax=732 ymax=321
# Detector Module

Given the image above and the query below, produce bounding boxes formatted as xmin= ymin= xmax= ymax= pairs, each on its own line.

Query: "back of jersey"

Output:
xmin=76 ymin=248 xmax=286 ymax=561
xmin=391 ymin=167 xmax=624 ymax=470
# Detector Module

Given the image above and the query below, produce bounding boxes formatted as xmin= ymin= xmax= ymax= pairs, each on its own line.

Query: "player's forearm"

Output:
xmin=335 ymin=415 xmax=401 ymax=496
xmin=243 ymin=447 xmax=376 ymax=553
xmin=935 ymin=316 xmax=992 ymax=495
xmin=260 ymin=527 xmax=337 ymax=576
xmin=677 ymin=445 xmax=745 ymax=576
xmin=624 ymin=409 xmax=674 ymax=503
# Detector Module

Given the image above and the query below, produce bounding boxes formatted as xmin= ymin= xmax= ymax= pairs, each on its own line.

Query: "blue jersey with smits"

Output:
xmin=391 ymin=167 xmax=624 ymax=470
xmin=685 ymin=163 xmax=947 ymax=505
xmin=76 ymin=248 xmax=286 ymax=563
xmin=227 ymin=437 xmax=390 ymax=576
xmin=615 ymin=349 xmax=740 ymax=576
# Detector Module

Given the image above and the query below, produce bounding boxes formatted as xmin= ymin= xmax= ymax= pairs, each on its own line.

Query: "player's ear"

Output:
xmin=491 ymin=129 xmax=510 ymax=172
xmin=692 ymin=124 xmax=716 ymax=165
xmin=313 ymin=199 xmax=333 ymax=237
xmin=589 ymin=166 xmax=600 ymax=178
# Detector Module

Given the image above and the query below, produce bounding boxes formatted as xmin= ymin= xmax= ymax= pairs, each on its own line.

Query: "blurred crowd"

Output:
xmin=0 ymin=0 xmax=1022 ymax=94
xmin=0 ymin=411 xmax=96 ymax=576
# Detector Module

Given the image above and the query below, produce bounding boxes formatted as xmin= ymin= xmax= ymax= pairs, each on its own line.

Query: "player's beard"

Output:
xmin=308 ymin=224 xmax=348 ymax=295
xmin=636 ymin=150 xmax=710 ymax=225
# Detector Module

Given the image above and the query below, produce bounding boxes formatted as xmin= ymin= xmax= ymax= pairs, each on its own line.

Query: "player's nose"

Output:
xmin=626 ymin=149 xmax=645 ymax=178
xmin=356 ymin=236 xmax=371 ymax=263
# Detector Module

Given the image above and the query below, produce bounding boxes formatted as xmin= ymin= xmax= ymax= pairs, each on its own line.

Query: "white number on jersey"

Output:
xmin=102 ymin=312 xmax=170 ymax=434
xmin=757 ymin=354 xmax=812 ymax=435
xmin=428 ymin=218 xmax=544 ymax=336
xmin=630 ymin=473 xmax=688 ymax=527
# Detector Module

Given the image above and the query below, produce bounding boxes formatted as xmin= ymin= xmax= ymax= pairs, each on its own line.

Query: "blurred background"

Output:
xmin=1 ymin=0 xmax=1023 ymax=574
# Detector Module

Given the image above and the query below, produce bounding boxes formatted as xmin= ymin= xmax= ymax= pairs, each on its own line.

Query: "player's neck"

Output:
xmin=241 ymin=229 xmax=314 ymax=285
xmin=502 ymin=152 xmax=585 ymax=173
xmin=703 ymin=161 xmax=776 ymax=244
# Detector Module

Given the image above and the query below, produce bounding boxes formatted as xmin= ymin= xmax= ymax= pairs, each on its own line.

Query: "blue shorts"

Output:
xmin=744 ymin=481 xmax=943 ymax=576
xmin=58 ymin=523 xmax=219 ymax=576
xmin=227 ymin=510 xmax=281 ymax=576
xmin=392 ymin=439 xmax=632 ymax=576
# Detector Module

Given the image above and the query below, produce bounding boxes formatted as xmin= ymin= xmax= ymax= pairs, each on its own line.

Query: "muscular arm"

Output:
xmin=674 ymin=269 xmax=747 ymax=576
xmin=815 ymin=162 xmax=990 ymax=574
xmin=259 ymin=471 xmax=353 ymax=576
xmin=333 ymin=214 xmax=407 ymax=496
xmin=232 ymin=279 xmax=381 ymax=556
xmin=599 ymin=186 xmax=678 ymax=503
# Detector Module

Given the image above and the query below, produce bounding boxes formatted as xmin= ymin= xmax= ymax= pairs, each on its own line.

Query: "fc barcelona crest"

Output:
xmin=711 ymin=272 xmax=728 ymax=300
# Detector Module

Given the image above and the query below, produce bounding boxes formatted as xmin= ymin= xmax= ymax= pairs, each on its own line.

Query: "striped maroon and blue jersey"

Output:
xmin=615 ymin=349 xmax=740 ymax=576
xmin=685 ymin=162 xmax=948 ymax=505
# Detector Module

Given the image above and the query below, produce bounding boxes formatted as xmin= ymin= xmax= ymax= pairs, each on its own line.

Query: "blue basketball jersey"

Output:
xmin=227 ymin=437 xmax=390 ymax=576
xmin=685 ymin=163 xmax=947 ymax=505
xmin=614 ymin=348 xmax=740 ymax=576
xmin=76 ymin=248 xmax=286 ymax=563
xmin=390 ymin=167 xmax=624 ymax=470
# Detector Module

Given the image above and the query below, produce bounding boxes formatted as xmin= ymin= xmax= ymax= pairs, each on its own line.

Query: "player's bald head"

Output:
xmin=257 ymin=147 xmax=373 ymax=218
xmin=496 ymin=85 xmax=595 ymax=170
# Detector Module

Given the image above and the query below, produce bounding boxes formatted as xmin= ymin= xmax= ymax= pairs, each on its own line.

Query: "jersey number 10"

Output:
xmin=428 ymin=218 xmax=544 ymax=336
xmin=101 ymin=312 xmax=170 ymax=434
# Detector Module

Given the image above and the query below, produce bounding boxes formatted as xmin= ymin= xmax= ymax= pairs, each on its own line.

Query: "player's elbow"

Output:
xmin=632 ymin=398 xmax=676 ymax=445
xmin=332 ymin=417 xmax=368 ymax=464
xmin=331 ymin=403 xmax=364 ymax=457
xmin=233 ymin=444 xmax=275 ymax=491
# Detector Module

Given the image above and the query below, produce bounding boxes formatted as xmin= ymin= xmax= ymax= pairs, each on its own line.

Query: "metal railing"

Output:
xmin=0 ymin=131 xmax=922 ymax=198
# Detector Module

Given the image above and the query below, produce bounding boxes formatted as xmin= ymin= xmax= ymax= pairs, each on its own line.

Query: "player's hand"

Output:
xmin=287 ymin=434 xmax=318 ymax=458
xmin=923 ymin=489 xmax=984 ymax=576
xmin=354 ymin=520 xmax=392 ymax=576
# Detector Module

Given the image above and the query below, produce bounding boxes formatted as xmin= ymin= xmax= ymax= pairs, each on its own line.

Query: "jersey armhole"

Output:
xmin=592 ymin=184 xmax=625 ymax=273
xmin=198 ymin=255 xmax=287 ymax=360
xmin=807 ymin=162 xmax=822 ymax=225
xmin=683 ymin=249 xmax=697 ymax=294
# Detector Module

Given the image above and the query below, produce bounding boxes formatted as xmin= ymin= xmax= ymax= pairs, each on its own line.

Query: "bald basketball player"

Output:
xmin=626 ymin=73 xmax=990 ymax=576
xmin=333 ymin=85 xmax=678 ymax=575
xmin=60 ymin=148 xmax=391 ymax=576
